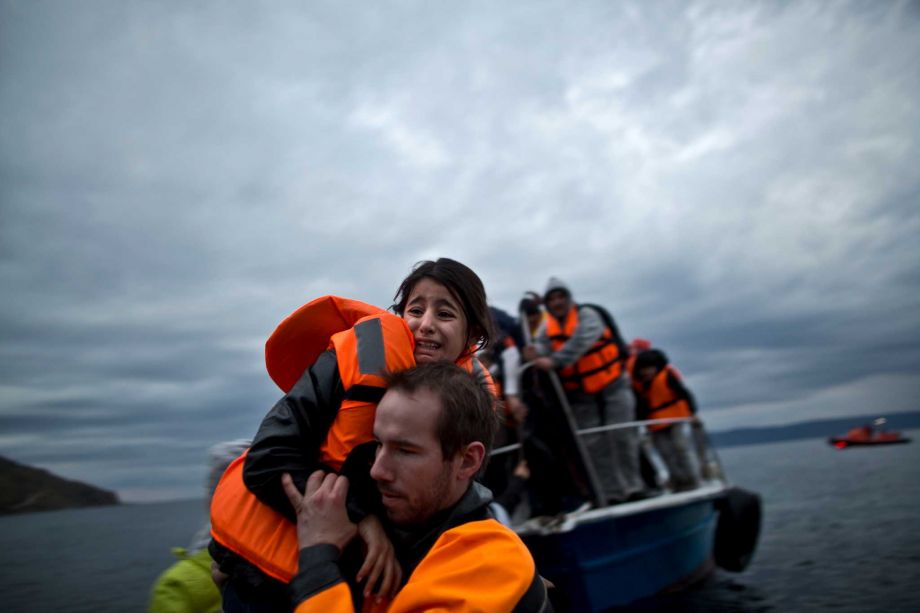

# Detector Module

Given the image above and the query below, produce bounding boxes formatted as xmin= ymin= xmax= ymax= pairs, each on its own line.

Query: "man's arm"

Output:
xmin=531 ymin=318 xmax=551 ymax=357
xmin=548 ymin=306 xmax=605 ymax=368
xmin=666 ymin=369 xmax=699 ymax=414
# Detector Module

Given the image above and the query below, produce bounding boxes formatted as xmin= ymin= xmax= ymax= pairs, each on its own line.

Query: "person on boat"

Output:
xmin=625 ymin=337 xmax=652 ymax=376
xmin=209 ymin=258 xmax=496 ymax=612
xmin=485 ymin=305 xmax=527 ymax=425
xmin=281 ymin=362 xmax=552 ymax=612
xmin=519 ymin=292 xmax=546 ymax=341
xmin=476 ymin=309 xmax=524 ymax=516
xmin=148 ymin=439 xmax=250 ymax=613
xmin=522 ymin=277 xmax=645 ymax=505
xmin=493 ymin=295 xmax=550 ymax=431
xmin=631 ymin=348 xmax=701 ymax=492
xmin=509 ymin=293 xmax=584 ymax=515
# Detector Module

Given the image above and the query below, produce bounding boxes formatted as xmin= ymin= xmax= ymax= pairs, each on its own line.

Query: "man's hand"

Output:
xmin=533 ymin=356 xmax=555 ymax=371
xmin=512 ymin=459 xmax=531 ymax=481
xmin=522 ymin=345 xmax=540 ymax=362
xmin=356 ymin=515 xmax=402 ymax=602
xmin=282 ymin=470 xmax=357 ymax=552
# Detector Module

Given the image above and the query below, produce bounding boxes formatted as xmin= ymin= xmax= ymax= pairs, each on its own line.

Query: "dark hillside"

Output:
xmin=0 ymin=455 xmax=119 ymax=515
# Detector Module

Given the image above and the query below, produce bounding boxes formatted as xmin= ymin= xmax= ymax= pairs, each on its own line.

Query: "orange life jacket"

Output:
xmin=294 ymin=519 xmax=541 ymax=613
xmin=211 ymin=296 xmax=495 ymax=584
xmin=546 ymin=305 xmax=624 ymax=394
xmin=211 ymin=297 xmax=415 ymax=583
xmin=635 ymin=365 xmax=693 ymax=432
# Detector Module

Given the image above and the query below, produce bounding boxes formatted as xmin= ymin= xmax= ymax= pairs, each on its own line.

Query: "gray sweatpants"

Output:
xmin=568 ymin=376 xmax=644 ymax=502
xmin=652 ymin=423 xmax=701 ymax=491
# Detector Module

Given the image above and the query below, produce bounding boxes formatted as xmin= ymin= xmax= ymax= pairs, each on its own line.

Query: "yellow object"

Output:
xmin=148 ymin=548 xmax=220 ymax=613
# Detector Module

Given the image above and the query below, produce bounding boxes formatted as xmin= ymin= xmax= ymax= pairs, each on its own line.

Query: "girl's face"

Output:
xmin=403 ymin=278 xmax=470 ymax=363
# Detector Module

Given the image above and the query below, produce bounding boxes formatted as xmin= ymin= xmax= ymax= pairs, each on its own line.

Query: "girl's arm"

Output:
xmin=243 ymin=349 xmax=345 ymax=520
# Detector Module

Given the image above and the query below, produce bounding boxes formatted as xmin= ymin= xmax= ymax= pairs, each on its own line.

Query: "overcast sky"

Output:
xmin=2 ymin=1 xmax=918 ymax=501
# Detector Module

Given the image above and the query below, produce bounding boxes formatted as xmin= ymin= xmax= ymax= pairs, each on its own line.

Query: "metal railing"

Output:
xmin=489 ymin=361 xmax=727 ymax=503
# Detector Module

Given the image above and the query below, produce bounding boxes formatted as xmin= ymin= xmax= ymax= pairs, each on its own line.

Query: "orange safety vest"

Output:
xmin=294 ymin=519 xmax=541 ymax=613
xmin=211 ymin=296 xmax=495 ymax=584
xmin=546 ymin=305 xmax=624 ymax=394
xmin=635 ymin=365 xmax=693 ymax=432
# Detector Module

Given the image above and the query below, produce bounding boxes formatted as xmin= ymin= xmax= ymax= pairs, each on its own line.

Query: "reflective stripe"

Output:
xmin=266 ymin=295 xmax=387 ymax=393
xmin=354 ymin=318 xmax=386 ymax=376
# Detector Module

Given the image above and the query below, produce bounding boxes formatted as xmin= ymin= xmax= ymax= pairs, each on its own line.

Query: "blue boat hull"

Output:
xmin=522 ymin=498 xmax=718 ymax=611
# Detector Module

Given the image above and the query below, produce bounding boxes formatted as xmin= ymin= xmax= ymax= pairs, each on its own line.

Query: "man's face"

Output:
xmin=370 ymin=387 xmax=462 ymax=525
xmin=545 ymin=290 xmax=571 ymax=320
xmin=637 ymin=365 xmax=658 ymax=385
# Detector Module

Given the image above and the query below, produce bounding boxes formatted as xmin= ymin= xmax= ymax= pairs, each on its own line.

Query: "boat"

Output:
xmin=494 ymin=367 xmax=762 ymax=611
xmin=829 ymin=418 xmax=911 ymax=449
xmin=518 ymin=482 xmax=758 ymax=611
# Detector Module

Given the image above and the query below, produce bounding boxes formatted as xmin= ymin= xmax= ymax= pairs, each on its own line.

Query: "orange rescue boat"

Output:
xmin=829 ymin=418 xmax=911 ymax=449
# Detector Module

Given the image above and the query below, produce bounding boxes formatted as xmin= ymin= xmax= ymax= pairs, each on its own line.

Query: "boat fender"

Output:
xmin=714 ymin=486 xmax=762 ymax=572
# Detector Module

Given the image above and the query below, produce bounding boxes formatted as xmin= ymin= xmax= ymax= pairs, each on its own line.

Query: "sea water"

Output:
xmin=625 ymin=428 xmax=920 ymax=612
xmin=1 ymin=431 xmax=919 ymax=613
xmin=0 ymin=498 xmax=206 ymax=613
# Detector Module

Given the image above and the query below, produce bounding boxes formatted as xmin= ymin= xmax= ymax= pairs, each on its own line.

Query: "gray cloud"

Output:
xmin=2 ymin=0 xmax=918 ymax=500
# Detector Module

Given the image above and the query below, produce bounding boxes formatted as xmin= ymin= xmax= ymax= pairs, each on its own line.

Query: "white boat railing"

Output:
xmin=489 ymin=361 xmax=728 ymax=505
xmin=492 ymin=415 xmax=706 ymax=453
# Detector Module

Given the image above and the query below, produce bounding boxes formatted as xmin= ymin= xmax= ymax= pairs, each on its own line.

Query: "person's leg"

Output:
xmin=568 ymin=392 xmax=624 ymax=502
xmin=691 ymin=420 xmax=724 ymax=481
xmin=668 ymin=422 xmax=702 ymax=490
xmin=650 ymin=429 xmax=675 ymax=490
xmin=601 ymin=379 xmax=644 ymax=501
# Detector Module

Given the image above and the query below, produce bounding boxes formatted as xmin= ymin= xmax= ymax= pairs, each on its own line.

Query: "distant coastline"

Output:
xmin=0 ymin=455 xmax=119 ymax=515
xmin=2 ymin=412 xmax=915 ymax=513
xmin=708 ymin=410 xmax=920 ymax=449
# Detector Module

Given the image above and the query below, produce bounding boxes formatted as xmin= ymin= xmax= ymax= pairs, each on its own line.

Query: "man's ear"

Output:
xmin=456 ymin=441 xmax=486 ymax=480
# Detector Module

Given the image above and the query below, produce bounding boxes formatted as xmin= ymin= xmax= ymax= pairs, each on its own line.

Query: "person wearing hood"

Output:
xmin=283 ymin=362 xmax=552 ymax=613
xmin=148 ymin=439 xmax=250 ymax=613
xmin=523 ymin=277 xmax=645 ymax=505
xmin=632 ymin=348 xmax=702 ymax=492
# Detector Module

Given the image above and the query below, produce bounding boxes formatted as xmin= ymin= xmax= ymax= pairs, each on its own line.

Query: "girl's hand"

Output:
xmin=356 ymin=514 xmax=402 ymax=602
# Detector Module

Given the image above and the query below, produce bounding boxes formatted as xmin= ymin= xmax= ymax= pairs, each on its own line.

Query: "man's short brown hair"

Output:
xmin=385 ymin=362 xmax=499 ymax=461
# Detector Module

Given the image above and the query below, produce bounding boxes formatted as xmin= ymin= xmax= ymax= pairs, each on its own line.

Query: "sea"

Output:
xmin=2 ymin=431 xmax=919 ymax=613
